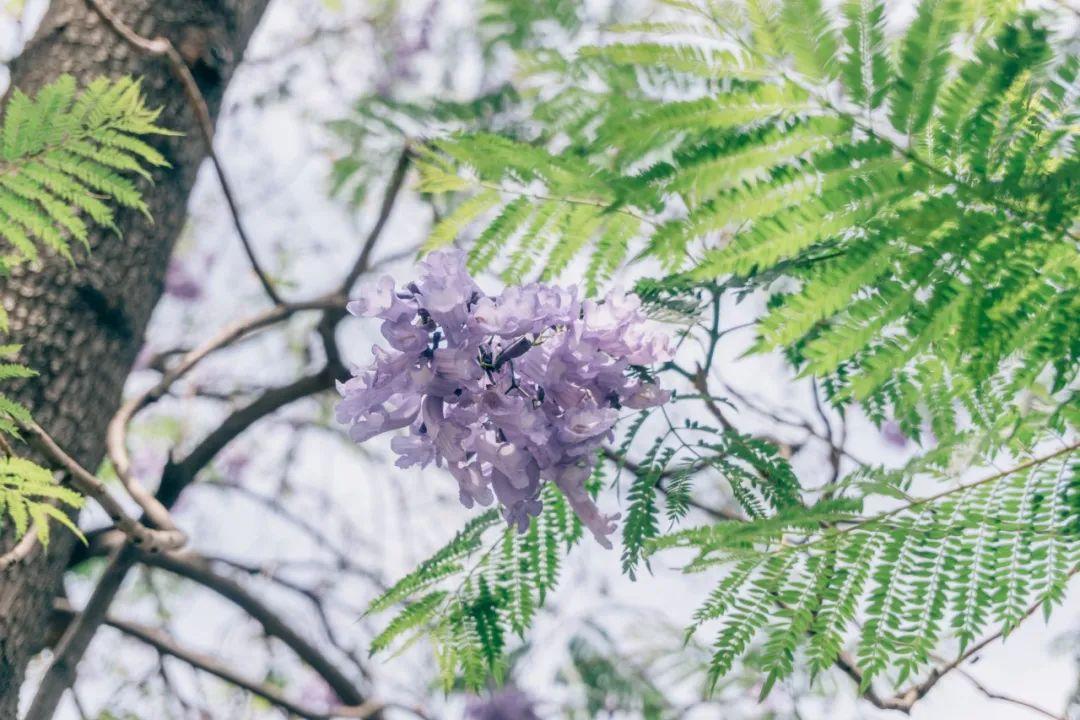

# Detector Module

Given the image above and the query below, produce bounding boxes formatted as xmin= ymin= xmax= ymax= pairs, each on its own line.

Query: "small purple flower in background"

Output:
xmin=164 ymin=260 xmax=204 ymax=302
xmin=218 ymin=450 xmax=251 ymax=484
xmin=880 ymin=421 xmax=908 ymax=449
xmin=297 ymin=677 xmax=340 ymax=711
xmin=466 ymin=686 xmax=541 ymax=720
xmin=336 ymin=250 xmax=671 ymax=546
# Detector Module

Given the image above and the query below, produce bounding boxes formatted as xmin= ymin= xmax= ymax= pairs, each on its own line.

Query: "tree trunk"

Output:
xmin=0 ymin=1 xmax=271 ymax=715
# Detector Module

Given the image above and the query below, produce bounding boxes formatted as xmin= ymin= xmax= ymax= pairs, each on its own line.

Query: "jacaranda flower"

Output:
xmin=337 ymin=250 xmax=670 ymax=546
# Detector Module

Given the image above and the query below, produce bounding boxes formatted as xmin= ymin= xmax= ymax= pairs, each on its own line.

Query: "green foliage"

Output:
xmin=562 ymin=632 xmax=671 ymax=719
xmin=367 ymin=485 xmax=582 ymax=689
xmin=411 ymin=1 xmax=1078 ymax=429
xmin=328 ymin=0 xmax=612 ymax=211
xmin=620 ymin=437 xmax=673 ymax=579
xmin=656 ymin=446 xmax=1078 ymax=693
xmin=479 ymin=0 xmax=582 ymax=56
xmin=328 ymin=85 xmax=524 ymax=208
xmin=362 ymin=0 xmax=1080 ymax=702
xmin=0 ymin=75 xmax=172 ymax=275
xmin=0 ymin=454 xmax=85 ymax=547
xmin=0 ymin=75 xmax=167 ymax=550
xmin=414 ymin=132 xmax=657 ymax=290
xmin=621 ymin=420 xmax=808 ymax=580
xmin=0 ymin=343 xmax=35 ymax=437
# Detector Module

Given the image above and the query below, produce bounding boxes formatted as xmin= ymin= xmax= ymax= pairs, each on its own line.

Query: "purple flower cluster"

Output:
xmin=336 ymin=250 xmax=671 ymax=546
xmin=466 ymin=686 xmax=540 ymax=720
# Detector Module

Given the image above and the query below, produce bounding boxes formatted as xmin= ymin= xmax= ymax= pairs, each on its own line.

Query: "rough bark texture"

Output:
xmin=0 ymin=1 xmax=271 ymax=715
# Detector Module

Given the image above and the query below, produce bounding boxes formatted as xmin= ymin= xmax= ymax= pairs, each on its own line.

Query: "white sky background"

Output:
xmin=2 ymin=0 xmax=1079 ymax=718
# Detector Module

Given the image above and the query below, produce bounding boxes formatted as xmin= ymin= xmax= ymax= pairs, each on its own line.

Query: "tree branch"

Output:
xmin=340 ymin=147 xmax=412 ymax=294
xmin=22 ymin=421 xmax=185 ymax=552
xmin=157 ymin=368 xmax=338 ymax=509
xmin=884 ymin=571 xmax=1078 ymax=712
xmin=51 ymin=600 xmax=427 ymax=720
xmin=107 ymin=297 xmax=341 ymax=509
xmin=198 ymin=478 xmax=385 ymax=586
xmin=85 ymin=0 xmax=284 ymax=305
xmin=0 ymin=523 xmax=38 ymax=571
xmin=144 ymin=548 xmax=370 ymax=705
xmin=953 ymin=668 xmax=1065 ymax=720
xmin=24 ymin=543 xmax=140 ymax=720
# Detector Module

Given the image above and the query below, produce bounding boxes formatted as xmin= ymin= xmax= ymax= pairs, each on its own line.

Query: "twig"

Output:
xmin=809 ymin=380 xmax=842 ymax=487
xmin=953 ymin=668 xmax=1065 ymax=720
xmin=690 ymin=367 xmax=735 ymax=431
xmin=340 ymin=147 xmax=412 ymax=294
xmin=315 ymin=145 xmax=412 ymax=370
xmin=199 ymin=479 xmax=385 ymax=586
xmin=886 ymin=578 xmax=1076 ymax=711
xmin=90 ymin=494 xmax=378 ymax=706
xmin=130 ymin=542 xmax=369 ymax=707
xmin=57 ymin=366 xmax=367 ymax=718
xmin=52 ymin=599 xmax=430 ymax=720
xmin=69 ymin=687 xmax=91 ymax=720
xmin=206 ymin=555 xmax=374 ymax=680
xmin=815 ymin=441 xmax=1080 ymax=550
xmin=107 ymin=297 xmax=341 ymax=512
xmin=833 ymin=651 xmax=903 ymax=711
xmin=601 ymin=446 xmax=743 ymax=522
xmin=0 ymin=524 xmax=38 ymax=571
xmin=157 ymin=369 xmax=339 ymax=508
xmin=25 ymin=543 xmax=140 ymax=720
xmin=22 ymin=421 xmax=185 ymax=552
xmin=84 ymin=0 xmax=284 ymax=304
xmin=719 ymin=377 xmax=869 ymax=467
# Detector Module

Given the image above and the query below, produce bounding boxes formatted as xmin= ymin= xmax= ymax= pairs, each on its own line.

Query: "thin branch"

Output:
xmin=136 ymin=546 xmax=370 ymax=706
xmin=340 ymin=147 xmax=412 ymax=294
xmin=601 ymin=446 xmax=743 ymax=522
xmin=85 ymin=0 xmax=284 ymax=304
xmin=52 ymin=600 xmax=428 ymax=720
xmin=953 ymin=668 xmax=1065 ymax=720
xmin=157 ymin=369 xmax=338 ymax=509
xmin=207 ymin=555 xmax=374 ymax=680
xmin=780 ymin=441 xmax=1080 ymax=558
xmin=68 ymin=687 xmax=91 ymax=720
xmin=809 ymin=380 xmax=842 ymax=487
xmin=314 ymin=145 xmax=412 ymax=371
xmin=690 ymin=367 xmax=735 ymax=431
xmin=37 ymin=366 xmax=346 ymax=715
xmin=718 ymin=377 xmax=869 ymax=467
xmin=199 ymin=478 xmax=385 ymax=586
xmin=22 ymin=421 xmax=186 ymax=552
xmin=0 ymin=523 xmax=38 ymax=571
xmin=107 ymin=297 xmax=340 ymax=505
xmin=25 ymin=543 xmax=140 ymax=720
xmin=887 ymin=576 xmax=1077 ymax=711
xmin=833 ymin=651 xmax=904 ymax=712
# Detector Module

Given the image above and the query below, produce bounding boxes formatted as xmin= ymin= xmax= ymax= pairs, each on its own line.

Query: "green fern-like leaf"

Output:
xmin=658 ymin=445 xmax=1079 ymax=694
xmin=367 ymin=485 xmax=584 ymax=688
xmin=0 ymin=455 xmax=85 ymax=547
xmin=0 ymin=75 xmax=172 ymax=266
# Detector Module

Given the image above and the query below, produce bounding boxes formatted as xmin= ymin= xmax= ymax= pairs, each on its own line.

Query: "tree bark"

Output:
xmin=0 ymin=1 xmax=271 ymax=715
